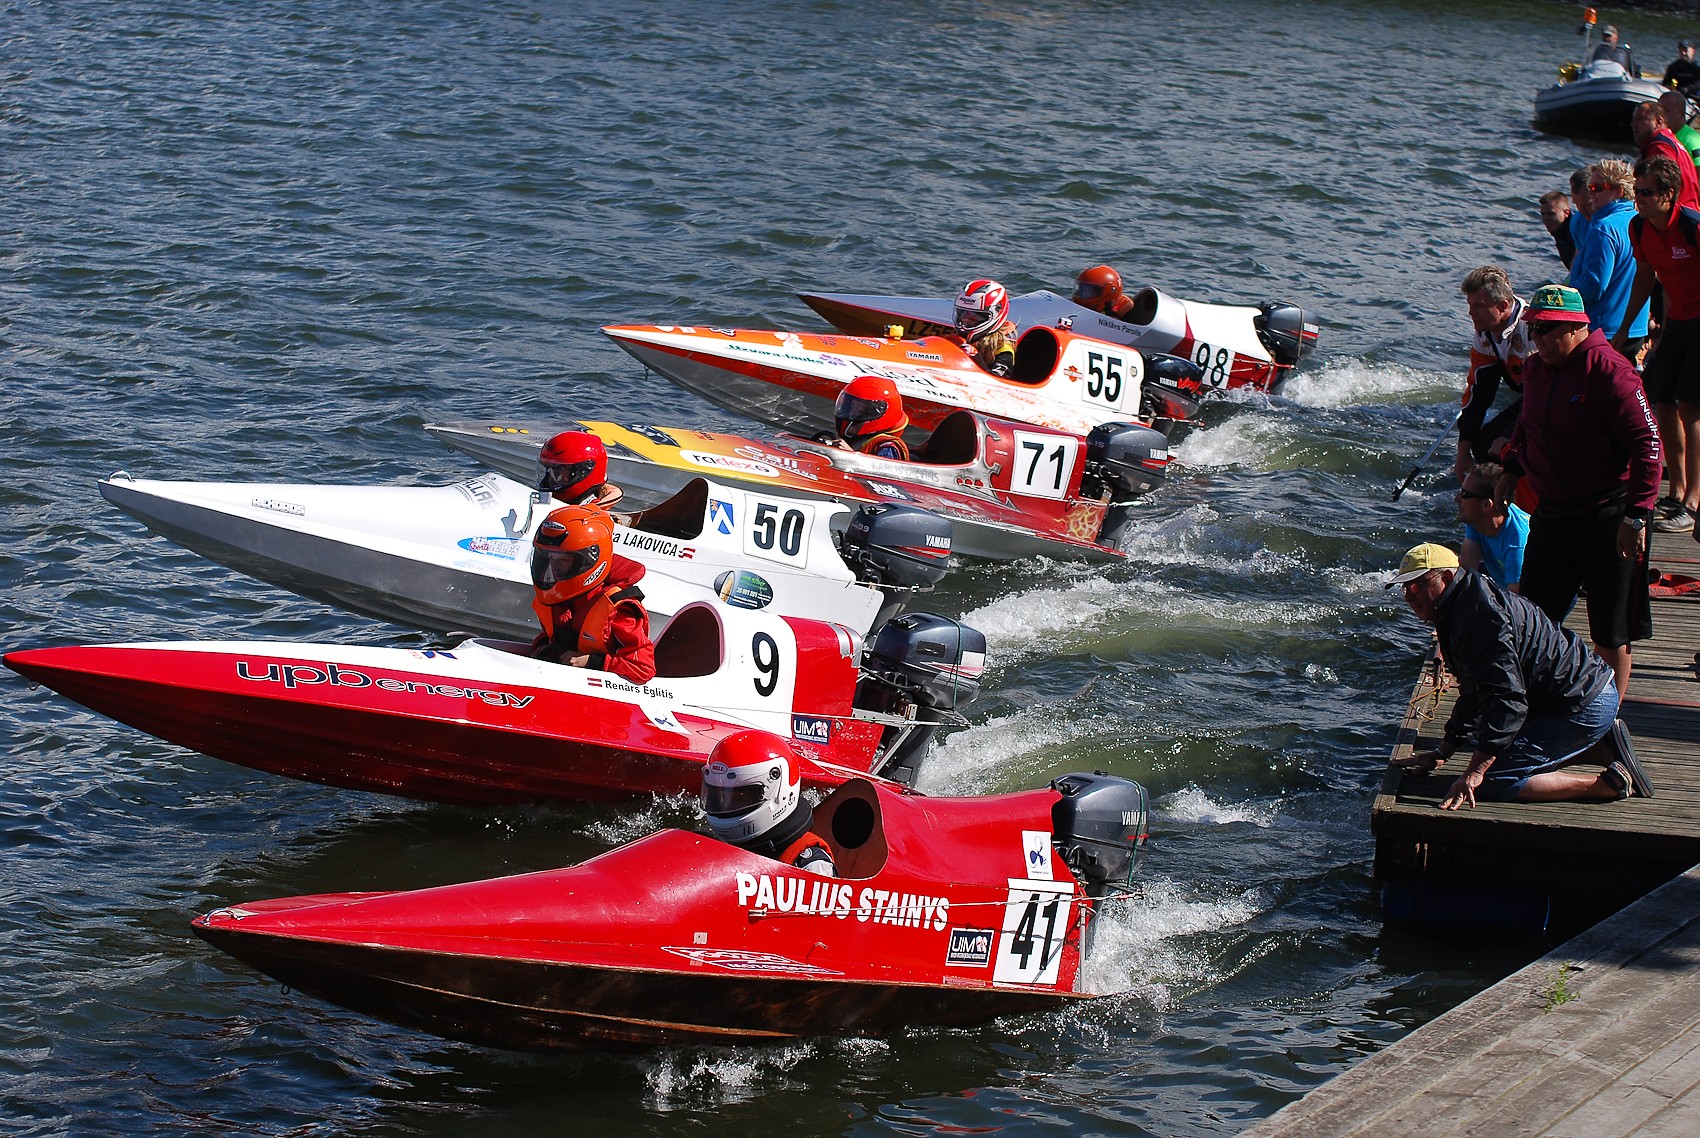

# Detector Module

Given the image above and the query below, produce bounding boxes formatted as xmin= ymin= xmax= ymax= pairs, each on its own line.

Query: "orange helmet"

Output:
xmin=1072 ymin=265 xmax=1125 ymax=314
xmin=537 ymin=431 xmax=607 ymax=502
xmin=835 ymin=375 xmax=908 ymax=446
xmin=954 ymin=279 xmax=1010 ymax=340
xmin=530 ymin=505 xmax=613 ymax=605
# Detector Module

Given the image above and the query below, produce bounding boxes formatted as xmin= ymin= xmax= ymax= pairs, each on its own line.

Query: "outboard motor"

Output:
xmin=1082 ymin=422 xmax=1171 ymax=549
xmin=854 ymin=611 xmax=987 ymax=786
xmin=838 ymin=503 xmax=953 ymax=624
xmin=1051 ymin=772 xmax=1150 ymax=900
xmin=1254 ymin=302 xmax=1319 ymax=372
xmin=1140 ymin=352 xmax=1206 ymax=423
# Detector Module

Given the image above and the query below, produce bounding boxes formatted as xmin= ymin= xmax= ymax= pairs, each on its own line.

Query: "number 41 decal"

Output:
xmin=992 ymin=879 xmax=1074 ymax=985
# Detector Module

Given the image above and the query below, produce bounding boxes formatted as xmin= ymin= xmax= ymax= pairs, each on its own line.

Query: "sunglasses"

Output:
xmin=1587 ymin=183 xmax=1607 ymax=193
xmin=1528 ymin=321 xmax=1572 ymax=338
xmin=1635 ymin=186 xmax=1669 ymax=198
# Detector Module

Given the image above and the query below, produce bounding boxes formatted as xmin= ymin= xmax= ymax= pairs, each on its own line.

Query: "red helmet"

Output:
xmin=954 ymin=279 xmax=1010 ymax=341
xmin=1072 ymin=265 xmax=1125 ymax=314
xmin=530 ymin=505 xmax=613 ymax=605
xmin=537 ymin=431 xmax=608 ymax=503
xmin=701 ymin=730 xmax=804 ymax=844
xmin=834 ymin=375 xmax=909 ymax=446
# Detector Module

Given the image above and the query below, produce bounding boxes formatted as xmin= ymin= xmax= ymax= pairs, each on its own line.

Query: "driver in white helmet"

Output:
xmin=949 ymin=278 xmax=1018 ymax=377
xmin=700 ymin=730 xmax=836 ymax=876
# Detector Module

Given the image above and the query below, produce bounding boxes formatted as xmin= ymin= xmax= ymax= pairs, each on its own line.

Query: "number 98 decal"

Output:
xmin=1010 ymin=431 xmax=1079 ymax=501
xmin=1191 ymin=342 xmax=1236 ymax=389
xmin=992 ymin=879 xmax=1074 ymax=985
xmin=743 ymin=499 xmax=812 ymax=567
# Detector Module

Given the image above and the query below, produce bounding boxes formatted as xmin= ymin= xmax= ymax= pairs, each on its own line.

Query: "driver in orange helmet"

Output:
xmin=833 ymin=375 xmax=911 ymax=460
xmin=950 ymin=279 xmax=1018 ymax=376
xmin=528 ymin=505 xmax=655 ymax=684
xmin=1071 ymin=264 xmax=1141 ymax=321
xmin=537 ymin=430 xmax=625 ymax=509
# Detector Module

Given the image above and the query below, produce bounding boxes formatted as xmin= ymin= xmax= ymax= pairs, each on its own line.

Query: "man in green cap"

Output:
xmin=1388 ymin=542 xmax=1651 ymax=809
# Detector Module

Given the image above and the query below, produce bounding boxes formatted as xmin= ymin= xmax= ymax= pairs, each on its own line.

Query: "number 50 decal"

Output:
xmin=744 ymin=499 xmax=811 ymax=567
xmin=1010 ymin=431 xmax=1079 ymax=500
xmin=992 ymin=879 xmax=1074 ymax=985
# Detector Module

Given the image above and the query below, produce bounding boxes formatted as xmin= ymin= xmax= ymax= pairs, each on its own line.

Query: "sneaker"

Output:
xmin=1656 ymin=495 xmax=1684 ymax=519
xmin=1654 ymin=508 xmax=1695 ymax=533
xmin=1607 ymin=720 xmax=1655 ymax=797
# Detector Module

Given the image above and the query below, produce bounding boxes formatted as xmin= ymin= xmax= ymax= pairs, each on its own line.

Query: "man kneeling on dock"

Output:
xmin=1388 ymin=543 xmax=1653 ymax=809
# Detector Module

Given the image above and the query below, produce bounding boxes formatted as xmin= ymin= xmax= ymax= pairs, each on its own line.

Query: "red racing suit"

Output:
xmin=530 ymin=554 xmax=656 ymax=684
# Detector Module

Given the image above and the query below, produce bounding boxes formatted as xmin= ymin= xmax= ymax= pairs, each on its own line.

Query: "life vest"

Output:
xmin=857 ymin=431 xmax=910 ymax=461
xmin=532 ymin=581 xmax=644 ymax=658
xmin=781 ymin=831 xmax=834 ymax=873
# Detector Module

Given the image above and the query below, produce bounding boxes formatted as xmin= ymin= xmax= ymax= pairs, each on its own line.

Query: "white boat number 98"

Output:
xmin=1192 ymin=342 xmax=1236 ymax=388
xmin=1010 ymin=431 xmax=1078 ymax=500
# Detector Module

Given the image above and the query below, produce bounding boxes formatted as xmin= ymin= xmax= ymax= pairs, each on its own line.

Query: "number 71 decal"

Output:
xmin=1010 ymin=431 xmax=1078 ymax=500
xmin=992 ymin=879 xmax=1074 ymax=985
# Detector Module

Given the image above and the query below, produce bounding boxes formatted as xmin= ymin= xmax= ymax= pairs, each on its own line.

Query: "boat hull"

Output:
xmin=1534 ymin=75 xmax=1665 ymax=138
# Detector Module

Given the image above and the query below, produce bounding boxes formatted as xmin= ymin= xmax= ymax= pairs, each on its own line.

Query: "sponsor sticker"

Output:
xmin=682 ymin=450 xmax=782 ymax=478
xmin=621 ymin=424 xmax=680 ymax=447
xmin=791 ymin=714 xmax=831 ymax=745
xmin=860 ymin=478 xmax=915 ymax=501
xmin=457 ymin=536 xmax=526 ymax=560
xmin=714 ymin=569 xmax=774 ymax=610
xmin=250 ymin=497 xmax=305 ymax=516
xmin=708 ymin=498 xmax=735 ymax=536
xmin=662 ymin=946 xmax=841 ymax=976
xmin=1023 ymin=830 xmax=1053 ymax=880
xmin=946 ymin=927 xmax=995 ymax=968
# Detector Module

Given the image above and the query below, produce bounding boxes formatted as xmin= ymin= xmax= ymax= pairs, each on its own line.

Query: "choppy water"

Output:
xmin=2 ymin=0 xmax=1672 ymax=1134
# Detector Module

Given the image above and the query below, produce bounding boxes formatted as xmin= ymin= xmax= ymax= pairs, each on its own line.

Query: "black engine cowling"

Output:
xmin=1140 ymin=353 xmax=1206 ymax=423
xmin=1255 ymin=302 xmax=1318 ymax=370
xmin=1083 ymin=422 xmax=1170 ymax=501
xmin=855 ymin=612 xmax=988 ymax=786
xmin=839 ymin=503 xmax=952 ymax=589
xmin=1051 ymin=772 xmax=1150 ymax=897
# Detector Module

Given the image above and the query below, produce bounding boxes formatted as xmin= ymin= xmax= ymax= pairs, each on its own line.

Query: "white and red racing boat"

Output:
xmin=426 ymin=410 xmax=1169 ymax=563
xmin=601 ymin=321 xmax=1206 ymax=441
xmin=5 ymin=607 xmax=985 ymax=804
xmin=798 ymin=287 xmax=1318 ymax=394
xmin=192 ymin=769 xmax=1150 ymax=1050
xmin=98 ymin=471 xmax=947 ymax=641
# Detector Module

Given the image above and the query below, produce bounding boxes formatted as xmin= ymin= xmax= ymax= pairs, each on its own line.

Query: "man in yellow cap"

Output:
xmin=1389 ymin=542 xmax=1651 ymax=810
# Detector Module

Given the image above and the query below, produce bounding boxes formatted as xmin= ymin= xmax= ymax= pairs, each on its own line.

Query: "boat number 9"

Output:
xmin=993 ymin=879 xmax=1073 ymax=985
xmin=747 ymin=501 xmax=808 ymax=565
xmin=1084 ymin=350 xmax=1129 ymax=408
xmin=1010 ymin=431 xmax=1078 ymax=501
xmin=752 ymin=631 xmax=781 ymax=697
xmin=1192 ymin=342 xmax=1235 ymax=388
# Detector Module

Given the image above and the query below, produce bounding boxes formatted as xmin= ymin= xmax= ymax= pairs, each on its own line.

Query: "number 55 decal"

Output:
xmin=992 ymin=879 xmax=1074 ymax=985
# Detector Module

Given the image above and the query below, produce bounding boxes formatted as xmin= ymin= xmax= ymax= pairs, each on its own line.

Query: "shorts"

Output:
xmin=1476 ymin=682 xmax=1619 ymax=801
xmin=1640 ymin=315 xmax=1700 ymax=405
xmin=1519 ymin=501 xmax=1653 ymax=649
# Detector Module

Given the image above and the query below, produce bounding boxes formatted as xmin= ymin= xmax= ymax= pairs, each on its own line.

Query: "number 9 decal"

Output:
xmin=752 ymin=631 xmax=781 ymax=697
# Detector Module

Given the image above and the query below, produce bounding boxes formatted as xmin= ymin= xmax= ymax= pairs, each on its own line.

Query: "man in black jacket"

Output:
xmin=1387 ymin=543 xmax=1652 ymax=809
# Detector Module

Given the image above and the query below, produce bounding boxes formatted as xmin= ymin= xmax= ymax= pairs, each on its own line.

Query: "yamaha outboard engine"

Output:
xmin=1139 ymin=352 xmax=1206 ymax=423
xmin=854 ymin=611 xmax=987 ymax=786
xmin=1051 ymin=772 xmax=1150 ymax=900
xmin=1254 ymin=302 xmax=1319 ymax=372
xmin=1082 ymin=421 xmax=1171 ymax=549
xmin=838 ymin=503 xmax=953 ymax=624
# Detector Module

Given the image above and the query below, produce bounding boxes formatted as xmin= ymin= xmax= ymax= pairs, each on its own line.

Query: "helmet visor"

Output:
xmin=834 ymin=391 xmax=887 ymax=434
xmin=530 ymin=544 xmax=601 ymax=590
xmin=538 ymin=457 xmax=597 ymax=494
xmin=955 ymin=304 xmax=988 ymax=335
xmin=702 ymin=779 xmax=766 ymax=819
xmin=1073 ymin=282 xmax=1103 ymax=304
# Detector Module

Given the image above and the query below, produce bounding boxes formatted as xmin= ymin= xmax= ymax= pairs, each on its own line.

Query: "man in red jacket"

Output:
xmin=1496 ymin=285 xmax=1661 ymax=698
xmin=528 ymin=505 xmax=655 ymax=685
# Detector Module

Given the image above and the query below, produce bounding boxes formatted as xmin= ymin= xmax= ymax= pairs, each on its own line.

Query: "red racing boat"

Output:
xmin=192 ymin=769 xmax=1151 ymax=1050
xmin=5 ymin=605 xmax=985 ymax=804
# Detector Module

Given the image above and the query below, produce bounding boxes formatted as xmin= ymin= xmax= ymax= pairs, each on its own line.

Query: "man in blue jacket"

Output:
xmin=1388 ymin=543 xmax=1652 ymax=809
xmin=1570 ymin=159 xmax=1650 ymax=361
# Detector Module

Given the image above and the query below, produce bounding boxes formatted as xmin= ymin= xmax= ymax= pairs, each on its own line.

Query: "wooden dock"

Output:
xmin=1373 ymin=530 xmax=1700 ymax=925
xmin=1237 ymin=861 xmax=1700 ymax=1137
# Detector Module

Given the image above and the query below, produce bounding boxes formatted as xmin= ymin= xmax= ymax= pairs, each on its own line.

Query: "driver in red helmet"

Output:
xmin=537 ymin=430 xmax=625 ymax=509
xmin=701 ymin=730 xmax=836 ymax=876
xmin=949 ymin=279 xmax=1018 ymax=376
xmin=1071 ymin=264 xmax=1140 ymax=321
xmin=833 ymin=375 xmax=911 ymax=460
xmin=528 ymin=504 xmax=655 ymax=684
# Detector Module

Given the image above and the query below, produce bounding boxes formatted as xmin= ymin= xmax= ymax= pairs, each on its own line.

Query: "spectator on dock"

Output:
xmin=1658 ymin=90 xmax=1700 ymax=170
xmin=1497 ymin=285 xmax=1659 ymax=699
xmin=1632 ymin=102 xmax=1700 ymax=211
xmin=1663 ymin=40 xmax=1700 ymax=96
xmin=1616 ymin=155 xmax=1700 ymax=534
xmin=1387 ymin=543 xmax=1651 ymax=808
xmin=1540 ymin=190 xmax=1576 ymax=269
xmin=1454 ymin=267 xmax=1531 ymax=484
xmin=1570 ymin=160 xmax=1651 ymax=361
xmin=1457 ymin=462 xmax=1528 ymax=592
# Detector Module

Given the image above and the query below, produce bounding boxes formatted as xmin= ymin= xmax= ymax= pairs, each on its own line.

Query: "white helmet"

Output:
xmin=701 ymin=730 xmax=803 ymax=844
xmin=954 ymin=278 xmax=1010 ymax=341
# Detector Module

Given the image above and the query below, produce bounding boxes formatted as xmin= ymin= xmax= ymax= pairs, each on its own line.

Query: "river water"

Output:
xmin=2 ymin=0 xmax=1675 ymax=1134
